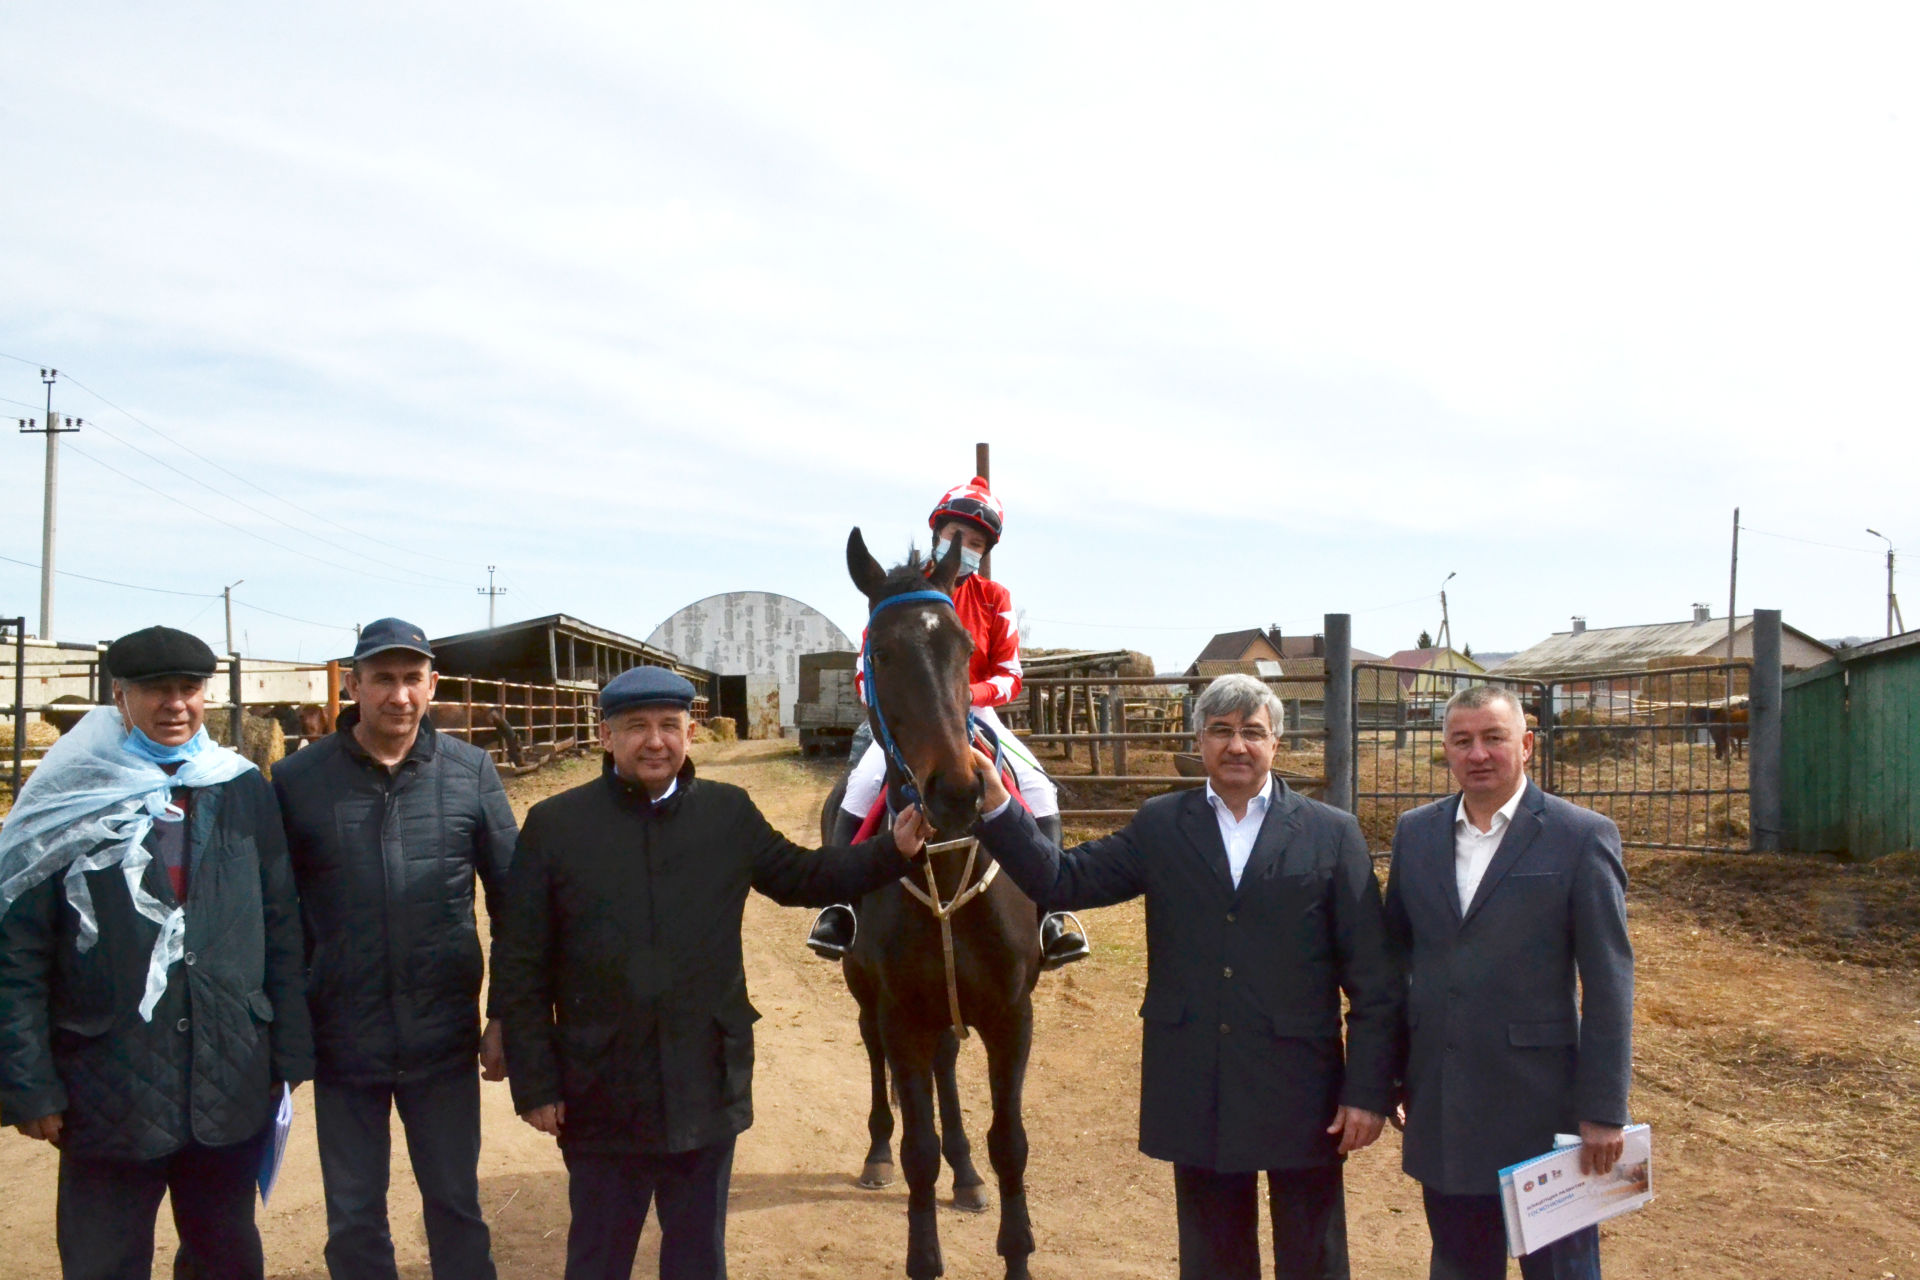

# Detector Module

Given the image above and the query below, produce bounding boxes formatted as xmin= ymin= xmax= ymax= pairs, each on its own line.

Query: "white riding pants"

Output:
xmin=840 ymin=703 xmax=1059 ymax=820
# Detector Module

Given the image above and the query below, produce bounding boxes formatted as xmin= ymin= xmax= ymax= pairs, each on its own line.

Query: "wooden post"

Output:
xmin=1089 ymin=690 xmax=1105 ymax=776
xmin=975 ymin=441 xmax=991 ymax=581
xmin=324 ymin=660 xmax=341 ymax=732
xmin=227 ymin=656 xmax=244 ymax=747
xmin=1109 ymin=692 xmax=1127 ymax=776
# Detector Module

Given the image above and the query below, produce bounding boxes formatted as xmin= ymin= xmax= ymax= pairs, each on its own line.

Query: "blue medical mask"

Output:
xmin=936 ymin=537 xmax=983 ymax=578
xmin=123 ymin=725 xmax=213 ymax=766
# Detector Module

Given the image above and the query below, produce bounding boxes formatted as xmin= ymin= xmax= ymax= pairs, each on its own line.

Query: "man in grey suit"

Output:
xmin=1384 ymin=684 xmax=1634 ymax=1280
xmin=973 ymin=673 xmax=1402 ymax=1280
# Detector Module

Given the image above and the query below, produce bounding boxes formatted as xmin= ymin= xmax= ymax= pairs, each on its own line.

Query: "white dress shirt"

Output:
xmin=1454 ymin=784 xmax=1527 ymax=912
xmin=1205 ymin=776 xmax=1275 ymax=889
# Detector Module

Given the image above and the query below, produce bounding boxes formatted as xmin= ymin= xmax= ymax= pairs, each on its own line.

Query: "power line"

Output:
xmin=63 ymin=440 xmax=467 ymax=591
xmin=231 ymin=598 xmax=357 ymax=633
xmin=1 ymin=550 xmax=356 ymax=633
xmin=1737 ymin=525 xmax=1882 ymax=556
xmin=72 ymin=414 xmax=473 ymax=589
xmin=0 ymin=550 xmax=220 ymax=598
xmin=4 ymin=349 xmax=486 ymax=571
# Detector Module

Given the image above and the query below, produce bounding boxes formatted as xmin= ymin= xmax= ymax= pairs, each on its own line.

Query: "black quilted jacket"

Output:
xmin=491 ymin=758 xmax=912 ymax=1155
xmin=272 ymin=709 xmax=516 ymax=1086
xmin=0 ymin=770 xmax=314 ymax=1161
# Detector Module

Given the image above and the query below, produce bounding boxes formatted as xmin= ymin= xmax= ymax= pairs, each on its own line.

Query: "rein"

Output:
xmin=862 ymin=586 xmax=1009 ymax=1040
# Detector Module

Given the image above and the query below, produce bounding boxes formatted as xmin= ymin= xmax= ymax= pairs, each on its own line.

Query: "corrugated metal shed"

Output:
xmin=1782 ymin=630 xmax=1920 ymax=860
xmin=1493 ymin=615 xmax=1833 ymax=679
xmin=429 ymin=614 xmax=715 ymax=700
xmin=647 ymin=592 xmax=854 ymax=729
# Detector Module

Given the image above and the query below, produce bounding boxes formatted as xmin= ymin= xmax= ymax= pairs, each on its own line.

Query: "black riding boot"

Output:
xmin=807 ymin=808 xmax=863 ymax=960
xmin=1033 ymin=815 xmax=1089 ymax=970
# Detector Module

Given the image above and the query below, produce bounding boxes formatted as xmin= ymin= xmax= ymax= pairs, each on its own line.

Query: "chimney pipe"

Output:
xmin=1692 ymin=602 xmax=1711 ymax=624
xmin=1571 ymin=617 xmax=1587 ymax=635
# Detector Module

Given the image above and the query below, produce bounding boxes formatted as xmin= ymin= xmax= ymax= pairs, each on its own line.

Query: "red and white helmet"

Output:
xmin=929 ymin=476 xmax=1005 ymax=546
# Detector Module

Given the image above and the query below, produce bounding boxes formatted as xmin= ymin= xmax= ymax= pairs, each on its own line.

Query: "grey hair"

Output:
xmin=1443 ymin=683 xmax=1527 ymax=729
xmin=1194 ymin=673 xmax=1286 ymax=730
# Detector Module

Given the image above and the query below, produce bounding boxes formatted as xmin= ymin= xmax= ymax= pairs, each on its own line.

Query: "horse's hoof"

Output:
xmin=951 ymin=1182 xmax=992 ymax=1213
xmin=858 ymin=1161 xmax=896 ymax=1189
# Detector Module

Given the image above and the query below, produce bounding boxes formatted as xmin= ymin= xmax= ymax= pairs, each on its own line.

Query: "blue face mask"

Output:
xmin=123 ymin=725 xmax=213 ymax=765
xmin=936 ymin=537 xmax=983 ymax=578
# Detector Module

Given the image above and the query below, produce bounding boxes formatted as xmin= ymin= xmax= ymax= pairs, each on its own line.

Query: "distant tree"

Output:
xmin=1417 ymin=629 xmax=1433 ymax=649
xmin=1463 ymin=642 xmax=1474 ymax=660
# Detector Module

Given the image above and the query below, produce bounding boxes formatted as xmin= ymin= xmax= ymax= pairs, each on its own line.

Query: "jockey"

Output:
xmin=807 ymin=477 xmax=1088 ymax=970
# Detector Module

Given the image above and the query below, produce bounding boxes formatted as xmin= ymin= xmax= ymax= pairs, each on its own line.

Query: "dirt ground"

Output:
xmin=3 ymin=739 xmax=1918 ymax=1277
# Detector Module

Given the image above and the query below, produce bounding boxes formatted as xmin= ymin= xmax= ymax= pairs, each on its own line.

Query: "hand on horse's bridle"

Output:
xmin=970 ymin=747 xmax=1010 ymax=813
xmin=893 ymin=804 xmax=936 ymax=858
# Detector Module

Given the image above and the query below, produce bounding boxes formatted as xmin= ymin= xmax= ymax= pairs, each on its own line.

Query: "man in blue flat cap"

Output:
xmin=490 ymin=664 xmax=932 ymax=1280
xmin=273 ymin=618 xmax=518 ymax=1280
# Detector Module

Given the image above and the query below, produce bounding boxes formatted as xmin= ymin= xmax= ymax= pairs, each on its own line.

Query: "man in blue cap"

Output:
xmin=272 ymin=618 xmax=518 ymax=1280
xmin=490 ymin=663 xmax=933 ymax=1280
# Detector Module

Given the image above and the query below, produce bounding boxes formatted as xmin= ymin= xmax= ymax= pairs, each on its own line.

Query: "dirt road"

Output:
xmin=3 ymin=740 xmax=1917 ymax=1277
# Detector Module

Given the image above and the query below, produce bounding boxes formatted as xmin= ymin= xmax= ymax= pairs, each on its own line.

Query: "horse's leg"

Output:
xmin=934 ymin=1026 xmax=989 ymax=1212
xmin=983 ymin=1001 xmax=1036 ymax=1280
xmin=884 ymin=1012 xmax=947 ymax=1279
xmin=857 ymin=987 xmax=896 ymax=1188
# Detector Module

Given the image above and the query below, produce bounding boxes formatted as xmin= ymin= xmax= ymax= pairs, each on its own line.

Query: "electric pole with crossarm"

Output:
xmin=17 ymin=369 xmax=81 ymax=641
xmin=479 ymin=565 xmax=507 ymax=629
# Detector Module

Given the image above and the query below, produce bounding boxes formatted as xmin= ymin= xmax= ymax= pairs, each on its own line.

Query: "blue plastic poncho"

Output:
xmin=0 ymin=706 xmax=256 ymax=1020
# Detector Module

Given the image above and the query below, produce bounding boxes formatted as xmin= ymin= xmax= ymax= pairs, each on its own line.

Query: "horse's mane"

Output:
xmin=868 ymin=548 xmax=950 ymax=604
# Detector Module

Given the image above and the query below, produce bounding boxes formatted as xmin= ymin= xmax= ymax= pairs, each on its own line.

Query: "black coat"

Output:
xmin=272 ymin=710 xmax=517 ymax=1086
xmin=491 ymin=758 xmax=912 ymax=1155
xmin=0 ymin=770 xmax=313 ymax=1161
xmin=975 ymin=780 xmax=1403 ymax=1173
xmin=1384 ymin=783 xmax=1634 ymax=1195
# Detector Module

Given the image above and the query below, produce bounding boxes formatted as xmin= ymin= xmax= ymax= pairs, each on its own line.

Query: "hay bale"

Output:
xmin=706 ymin=716 xmax=738 ymax=742
xmin=202 ymin=709 xmax=287 ymax=779
xmin=0 ymin=720 xmax=60 ymax=751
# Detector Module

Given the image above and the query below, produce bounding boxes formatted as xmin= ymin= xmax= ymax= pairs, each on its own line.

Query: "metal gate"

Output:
xmin=1351 ymin=660 xmax=1752 ymax=853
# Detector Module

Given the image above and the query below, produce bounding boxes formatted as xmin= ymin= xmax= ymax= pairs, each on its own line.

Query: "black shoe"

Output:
xmin=1039 ymin=911 xmax=1088 ymax=971
xmin=808 ymin=904 xmax=857 ymax=960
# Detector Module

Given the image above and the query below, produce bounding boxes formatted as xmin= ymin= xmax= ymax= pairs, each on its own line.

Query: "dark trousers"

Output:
xmin=562 ymin=1138 xmax=735 ymax=1280
xmin=57 ymin=1132 xmax=265 ymax=1280
xmin=1172 ymin=1162 xmax=1349 ymax=1280
xmin=313 ymin=1068 xmax=495 ymax=1280
xmin=1422 ymin=1187 xmax=1602 ymax=1280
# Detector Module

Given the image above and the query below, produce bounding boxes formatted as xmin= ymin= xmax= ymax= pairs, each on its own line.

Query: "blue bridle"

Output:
xmin=862 ymin=588 xmax=1006 ymax=816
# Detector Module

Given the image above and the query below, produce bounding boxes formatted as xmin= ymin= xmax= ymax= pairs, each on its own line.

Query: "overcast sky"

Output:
xmin=3 ymin=4 xmax=1915 ymax=671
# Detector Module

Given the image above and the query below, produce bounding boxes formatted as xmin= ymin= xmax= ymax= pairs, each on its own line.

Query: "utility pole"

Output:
xmin=975 ymin=442 xmax=992 ymax=581
xmin=1866 ymin=529 xmax=1902 ymax=636
xmin=17 ymin=369 xmax=81 ymax=640
xmin=224 ymin=580 xmax=245 ymax=654
xmin=1437 ymin=571 xmax=1456 ymax=652
xmin=1727 ymin=508 xmax=1741 ymax=714
xmin=478 ymin=565 xmax=507 ymax=629
xmin=1727 ymin=508 xmax=1740 ymax=659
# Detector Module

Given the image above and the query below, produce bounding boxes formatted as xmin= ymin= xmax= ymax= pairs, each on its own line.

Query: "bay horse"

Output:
xmin=832 ymin=528 xmax=1043 ymax=1280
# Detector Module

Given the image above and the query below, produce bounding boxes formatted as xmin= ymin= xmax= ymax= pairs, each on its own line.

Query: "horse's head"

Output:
xmin=847 ymin=526 xmax=982 ymax=838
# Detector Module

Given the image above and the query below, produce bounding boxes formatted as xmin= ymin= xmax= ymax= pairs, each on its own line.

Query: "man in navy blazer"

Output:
xmin=973 ymin=674 xmax=1401 ymax=1280
xmin=1384 ymin=684 xmax=1634 ymax=1280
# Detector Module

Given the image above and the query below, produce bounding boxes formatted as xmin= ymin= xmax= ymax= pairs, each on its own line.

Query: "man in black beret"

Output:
xmin=490 ymin=664 xmax=934 ymax=1280
xmin=272 ymin=617 xmax=517 ymax=1280
xmin=0 ymin=624 xmax=313 ymax=1280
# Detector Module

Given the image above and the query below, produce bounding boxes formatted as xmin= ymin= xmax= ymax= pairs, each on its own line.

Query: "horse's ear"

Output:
xmin=928 ymin=532 xmax=964 ymax=596
xmin=847 ymin=528 xmax=887 ymax=600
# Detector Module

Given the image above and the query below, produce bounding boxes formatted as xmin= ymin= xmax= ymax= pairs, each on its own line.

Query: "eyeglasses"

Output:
xmin=1200 ymin=725 xmax=1273 ymax=745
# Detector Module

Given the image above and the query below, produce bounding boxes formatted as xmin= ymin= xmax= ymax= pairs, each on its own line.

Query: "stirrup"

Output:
xmin=807 ymin=904 xmax=856 ymax=961
xmin=1039 ymin=910 xmax=1090 ymax=971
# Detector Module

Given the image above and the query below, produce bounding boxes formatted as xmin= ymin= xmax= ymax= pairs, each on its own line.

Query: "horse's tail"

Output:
xmin=489 ymin=709 xmax=524 ymax=768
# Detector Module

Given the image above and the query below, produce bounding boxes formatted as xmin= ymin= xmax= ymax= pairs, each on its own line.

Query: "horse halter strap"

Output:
xmin=862 ymin=587 xmax=1008 ymax=1040
xmin=900 ymin=835 xmax=1001 ymax=1040
xmin=861 ymin=588 xmax=959 ymax=813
